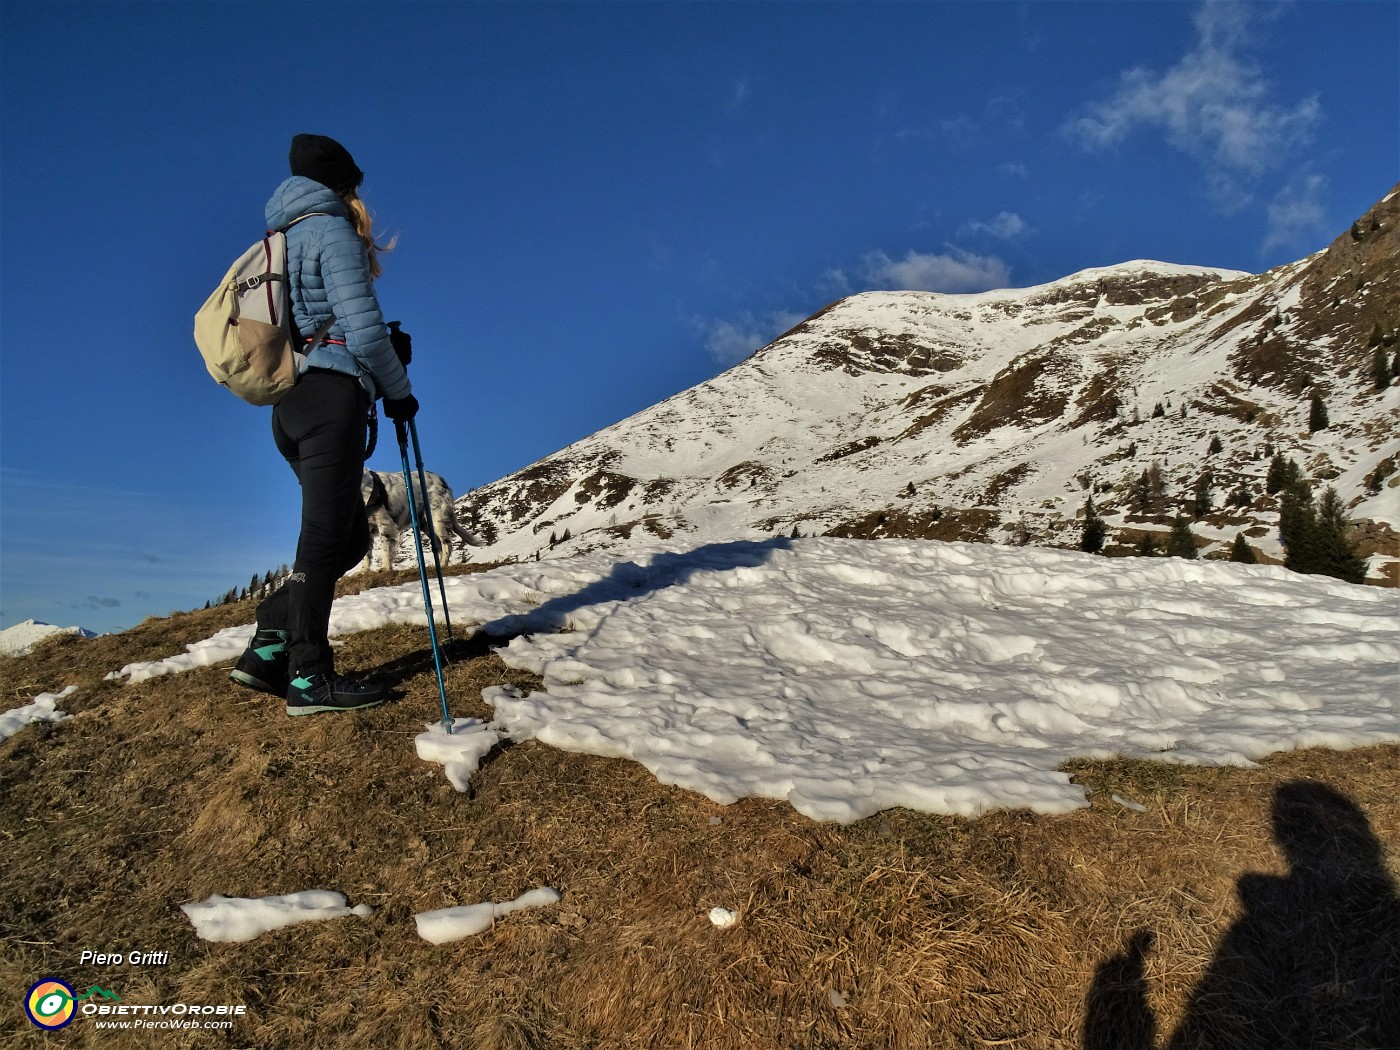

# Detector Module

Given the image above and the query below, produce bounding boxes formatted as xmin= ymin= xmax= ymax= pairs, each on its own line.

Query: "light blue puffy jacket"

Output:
xmin=264 ymin=176 xmax=411 ymax=401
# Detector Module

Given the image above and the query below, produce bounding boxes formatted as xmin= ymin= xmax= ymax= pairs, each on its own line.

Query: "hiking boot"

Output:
xmin=230 ymin=629 xmax=289 ymax=696
xmin=285 ymin=672 xmax=388 ymax=716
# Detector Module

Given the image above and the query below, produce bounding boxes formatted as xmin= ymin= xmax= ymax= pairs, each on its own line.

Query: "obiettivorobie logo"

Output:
xmin=24 ymin=979 xmax=119 ymax=1029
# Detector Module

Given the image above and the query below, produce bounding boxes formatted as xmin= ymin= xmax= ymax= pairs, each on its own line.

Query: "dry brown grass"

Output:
xmin=2 ymin=583 xmax=1397 ymax=1049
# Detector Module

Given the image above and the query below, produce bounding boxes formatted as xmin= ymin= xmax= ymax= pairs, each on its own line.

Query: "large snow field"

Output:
xmin=97 ymin=537 xmax=1399 ymax=825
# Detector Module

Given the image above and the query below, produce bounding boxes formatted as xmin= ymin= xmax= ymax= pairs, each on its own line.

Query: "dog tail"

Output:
xmin=449 ymin=506 xmax=475 ymax=546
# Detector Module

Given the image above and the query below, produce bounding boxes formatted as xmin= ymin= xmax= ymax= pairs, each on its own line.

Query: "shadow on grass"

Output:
xmin=1083 ymin=780 xmax=1400 ymax=1049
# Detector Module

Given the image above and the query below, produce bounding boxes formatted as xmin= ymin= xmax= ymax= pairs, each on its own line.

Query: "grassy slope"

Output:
xmin=2 ymin=573 xmax=1397 ymax=1049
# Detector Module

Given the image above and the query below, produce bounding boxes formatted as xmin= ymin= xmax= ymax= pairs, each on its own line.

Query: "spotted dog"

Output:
xmin=360 ymin=470 xmax=473 ymax=571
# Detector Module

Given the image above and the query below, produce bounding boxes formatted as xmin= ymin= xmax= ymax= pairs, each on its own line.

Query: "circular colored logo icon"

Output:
xmin=25 ymin=978 xmax=76 ymax=1029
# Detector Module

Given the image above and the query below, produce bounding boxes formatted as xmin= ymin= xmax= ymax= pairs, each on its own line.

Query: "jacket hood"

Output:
xmin=265 ymin=176 xmax=349 ymax=230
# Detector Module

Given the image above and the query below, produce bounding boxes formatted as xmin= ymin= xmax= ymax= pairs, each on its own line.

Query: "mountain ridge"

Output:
xmin=449 ymin=186 xmax=1399 ymax=581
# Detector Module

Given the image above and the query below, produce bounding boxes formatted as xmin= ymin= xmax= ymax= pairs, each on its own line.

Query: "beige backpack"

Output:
xmin=193 ymin=216 xmax=333 ymax=406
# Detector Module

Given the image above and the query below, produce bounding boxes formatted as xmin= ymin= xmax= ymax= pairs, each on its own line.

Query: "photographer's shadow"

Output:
xmin=479 ymin=536 xmax=792 ymax=641
xmin=1084 ymin=780 xmax=1400 ymax=1049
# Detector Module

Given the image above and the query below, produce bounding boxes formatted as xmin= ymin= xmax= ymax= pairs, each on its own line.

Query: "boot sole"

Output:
xmin=285 ymin=696 xmax=387 ymax=716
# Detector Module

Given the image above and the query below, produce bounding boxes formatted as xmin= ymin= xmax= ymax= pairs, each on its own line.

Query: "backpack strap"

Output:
xmin=303 ymin=313 xmax=337 ymax=352
xmin=278 ymin=211 xmax=332 ymax=233
xmin=277 ymin=213 xmax=338 ymax=352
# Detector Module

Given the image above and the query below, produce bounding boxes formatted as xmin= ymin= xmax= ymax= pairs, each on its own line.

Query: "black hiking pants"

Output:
xmin=256 ymin=370 xmax=370 ymax=678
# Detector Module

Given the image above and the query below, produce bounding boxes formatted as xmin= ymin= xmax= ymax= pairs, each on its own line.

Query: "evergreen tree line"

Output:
xmin=1122 ymin=459 xmax=1249 ymax=522
xmin=1082 ymin=454 xmax=1367 ymax=582
xmin=205 ymin=565 xmax=292 ymax=610
xmin=1273 ymin=460 xmax=1368 ymax=584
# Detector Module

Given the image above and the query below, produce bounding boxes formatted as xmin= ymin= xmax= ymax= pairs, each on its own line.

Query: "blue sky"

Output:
xmin=2 ymin=0 xmax=1396 ymax=636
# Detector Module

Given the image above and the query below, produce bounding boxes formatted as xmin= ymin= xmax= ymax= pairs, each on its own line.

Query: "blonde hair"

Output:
xmin=340 ymin=190 xmax=396 ymax=279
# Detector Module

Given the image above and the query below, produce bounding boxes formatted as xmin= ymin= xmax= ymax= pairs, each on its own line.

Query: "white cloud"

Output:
xmin=699 ymin=246 xmax=1012 ymax=371
xmin=816 ymin=267 xmax=853 ymax=298
xmin=1064 ymin=0 xmax=1320 ymax=203
xmin=959 ymin=211 xmax=1030 ymax=240
xmin=1264 ymin=174 xmax=1330 ymax=255
xmin=702 ymin=310 xmax=806 ymax=366
xmin=863 ymin=248 xmax=1011 ymax=293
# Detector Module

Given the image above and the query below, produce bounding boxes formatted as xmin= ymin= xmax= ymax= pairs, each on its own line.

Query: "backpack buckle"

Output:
xmin=237 ymin=273 xmax=278 ymax=294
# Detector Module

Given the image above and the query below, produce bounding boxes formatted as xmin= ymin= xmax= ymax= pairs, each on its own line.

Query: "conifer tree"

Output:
xmin=1280 ymin=481 xmax=1366 ymax=582
xmin=1167 ymin=516 xmax=1199 ymax=559
xmin=1131 ymin=460 xmax=1167 ymax=512
xmin=1208 ymin=435 xmax=1223 ymax=455
xmin=1135 ymin=532 xmax=1158 ymax=557
xmin=1279 ymin=477 xmax=1317 ymax=572
xmin=1308 ymin=392 xmax=1329 ymax=432
xmin=1311 ymin=487 xmax=1367 ymax=584
xmin=1265 ymin=453 xmax=1299 ymax=495
xmin=1228 ymin=534 xmax=1257 ymax=564
xmin=1192 ymin=471 xmax=1214 ymax=518
xmin=1374 ymin=343 xmax=1393 ymax=390
xmin=1080 ymin=497 xmax=1107 ymax=554
xmin=1131 ymin=470 xmax=1151 ymax=513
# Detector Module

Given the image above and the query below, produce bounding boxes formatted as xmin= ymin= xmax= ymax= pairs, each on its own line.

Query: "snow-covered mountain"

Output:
xmin=455 ymin=186 xmax=1399 ymax=580
xmin=0 ymin=620 xmax=98 ymax=657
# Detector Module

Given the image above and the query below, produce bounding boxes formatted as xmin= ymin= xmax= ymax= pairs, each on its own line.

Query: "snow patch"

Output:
xmin=1 ymin=686 xmax=77 ymax=742
xmin=414 ymin=719 xmax=504 ymax=792
xmin=106 ymin=537 xmax=1399 ymax=825
xmin=415 ymin=887 xmax=562 ymax=944
xmin=180 ymin=891 xmax=374 ymax=943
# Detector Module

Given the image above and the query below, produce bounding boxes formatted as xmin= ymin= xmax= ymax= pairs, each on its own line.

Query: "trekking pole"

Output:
xmin=407 ymin=417 xmax=456 ymax=645
xmin=396 ymin=419 xmax=454 ymax=734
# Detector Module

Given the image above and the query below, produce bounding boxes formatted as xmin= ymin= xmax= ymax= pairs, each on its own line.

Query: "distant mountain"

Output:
xmin=453 ymin=185 xmax=1399 ymax=582
xmin=0 ymin=619 xmax=98 ymax=657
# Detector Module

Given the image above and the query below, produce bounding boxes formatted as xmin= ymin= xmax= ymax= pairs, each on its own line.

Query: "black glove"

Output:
xmin=388 ymin=324 xmax=412 ymax=367
xmin=382 ymin=394 xmax=419 ymax=422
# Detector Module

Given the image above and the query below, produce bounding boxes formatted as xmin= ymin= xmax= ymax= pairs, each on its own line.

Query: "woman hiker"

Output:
xmin=230 ymin=133 xmax=418 ymax=715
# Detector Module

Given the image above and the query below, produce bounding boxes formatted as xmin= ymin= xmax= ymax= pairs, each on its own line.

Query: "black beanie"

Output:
xmin=289 ymin=134 xmax=364 ymax=194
